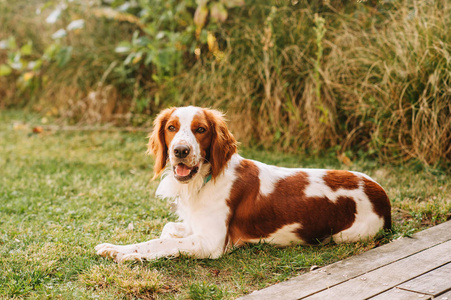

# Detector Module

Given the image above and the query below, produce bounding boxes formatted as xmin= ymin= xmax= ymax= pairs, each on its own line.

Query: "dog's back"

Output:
xmin=225 ymin=157 xmax=391 ymax=247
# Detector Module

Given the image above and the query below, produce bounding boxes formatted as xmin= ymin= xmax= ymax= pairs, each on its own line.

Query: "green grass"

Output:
xmin=1 ymin=111 xmax=450 ymax=299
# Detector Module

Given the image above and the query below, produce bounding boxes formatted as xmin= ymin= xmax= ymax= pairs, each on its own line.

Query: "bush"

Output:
xmin=0 ymin=0 xmax=449 ymax=166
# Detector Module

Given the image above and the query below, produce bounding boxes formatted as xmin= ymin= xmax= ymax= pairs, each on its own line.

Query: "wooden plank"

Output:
xmin=240 ymin=221 xmax=451 ymax=300
xmin=436 ymin=290 xmax=451 ymax=299
xmin=303 ymin=240 xmax=451 ymax=299
xmin=398 ymin=263 xmax=451 ymax=296
xmin=369 ymin=288 xmax=431 ymax=300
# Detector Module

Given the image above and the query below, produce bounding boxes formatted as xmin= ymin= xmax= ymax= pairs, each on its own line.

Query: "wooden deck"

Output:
xmin=240 ymin=221 xmax=451 ymax=300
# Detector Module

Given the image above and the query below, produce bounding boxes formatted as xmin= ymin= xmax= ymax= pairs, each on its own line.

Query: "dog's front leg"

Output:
xmin=95 ymin=234 xmax=224 ymax=263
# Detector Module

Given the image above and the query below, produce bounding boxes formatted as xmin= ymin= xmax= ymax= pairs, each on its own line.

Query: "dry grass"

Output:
xmin=1 ymin=0 xmax=450 ymax=166
xmin=80 ymin=264 xmax=161 ymax=299
xmin=175 ymin=0 xmax=451 ymax=165
xmin=322 ymin=0 xmax=451 ymax=165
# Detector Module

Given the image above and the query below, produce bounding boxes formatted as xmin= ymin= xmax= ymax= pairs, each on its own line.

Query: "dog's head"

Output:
xmin=148 ymin=106 xmax=237 ymax=183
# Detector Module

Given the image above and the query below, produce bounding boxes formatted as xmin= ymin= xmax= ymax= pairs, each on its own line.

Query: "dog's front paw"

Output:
xmin=96 ymin=243 xmax=118 ymax=258
xmin=95 ymin=243 xmax=128 ymax=262
xmin=95 ymin=243 xmax=151 ymax=263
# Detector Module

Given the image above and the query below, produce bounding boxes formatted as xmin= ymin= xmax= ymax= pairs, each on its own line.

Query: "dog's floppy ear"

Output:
xmin=148 ymin=107 xmax=176 ymax=180
xmin=204 ymin=108 xmax=238 ymax=179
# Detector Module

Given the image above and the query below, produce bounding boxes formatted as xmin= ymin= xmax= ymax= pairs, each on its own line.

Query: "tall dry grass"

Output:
xmin=322 ymin=1 xmax=451 ymax=165
xmin=174 ymin=0 xmax=450 ymax=165
xmin=1 ymin=0 xmax=449 ymax=166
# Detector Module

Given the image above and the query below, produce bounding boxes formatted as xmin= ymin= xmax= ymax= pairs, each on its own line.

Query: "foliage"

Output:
xmin=0 ymin=0 xmax=450 ymax=166
xmin=102 ymin=0 xmax=244 ymax=110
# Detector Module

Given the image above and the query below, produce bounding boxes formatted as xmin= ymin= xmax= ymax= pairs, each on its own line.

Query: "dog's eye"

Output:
xmin=196 ymin=127 xmax=206 ymax=134
xmin=168 ymin=125 xmax=176 ymax=132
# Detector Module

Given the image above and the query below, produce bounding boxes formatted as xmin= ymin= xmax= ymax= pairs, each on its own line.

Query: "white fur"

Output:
xmin=96 ymin=155 xmax=239 ymax=262
xmin=169 ymin=106 xmax=202 ymax=167
xmin=95 ymin=107 xmax=388 ymax=263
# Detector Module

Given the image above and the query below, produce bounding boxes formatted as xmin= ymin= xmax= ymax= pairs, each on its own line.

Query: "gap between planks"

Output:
xmin=240 ymin=221 xmax=451 ymax=300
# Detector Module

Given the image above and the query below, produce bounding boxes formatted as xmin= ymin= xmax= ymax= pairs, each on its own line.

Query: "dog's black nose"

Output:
xmin=174 ymin=145 xmax=190 ymax=158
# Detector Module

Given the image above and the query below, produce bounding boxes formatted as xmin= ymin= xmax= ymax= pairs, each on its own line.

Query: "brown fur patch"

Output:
xmin=203 ymin=109 xmax=237 ymax=179
xmin=363 ymin=178 xmax=392 ymax=230
xmin=148 ymin=107 xmax=176 ymax=179
xmin=323 ymin=170 xmax=360 ymax=191
xmin=163 ymin=117 xmax=180 ymax=148
xmin=226 ymin=160 xmax=358 ymax=246
xmin=191 ymin=111 xmax=213 ymax=160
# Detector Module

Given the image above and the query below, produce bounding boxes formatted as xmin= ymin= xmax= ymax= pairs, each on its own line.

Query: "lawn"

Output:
xmin=1 ymin=111 xmax=450 ymax=299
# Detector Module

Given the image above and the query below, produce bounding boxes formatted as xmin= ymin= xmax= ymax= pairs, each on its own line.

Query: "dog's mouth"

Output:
xmin=173 ymin=163 xmax=199 ymax=182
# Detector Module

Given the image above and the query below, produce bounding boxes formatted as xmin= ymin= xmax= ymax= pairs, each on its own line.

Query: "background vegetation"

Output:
xmin=1 ymin=111 xmax=450 ymax=299
xmin=1 ymin=0 xmax=449 ymax=167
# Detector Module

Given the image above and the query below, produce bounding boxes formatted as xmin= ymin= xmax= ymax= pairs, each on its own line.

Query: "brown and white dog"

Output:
xmin=96 ymin=106 xmax=391 ymax=263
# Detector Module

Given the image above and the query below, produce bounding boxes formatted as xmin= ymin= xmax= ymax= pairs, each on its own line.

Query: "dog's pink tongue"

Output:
xmin=176 ymin=164 xmax=191 ymax=177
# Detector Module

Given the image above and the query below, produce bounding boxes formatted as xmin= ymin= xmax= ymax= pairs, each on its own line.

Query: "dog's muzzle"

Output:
xmin=171 ymin=144 xmax=200 ymax=182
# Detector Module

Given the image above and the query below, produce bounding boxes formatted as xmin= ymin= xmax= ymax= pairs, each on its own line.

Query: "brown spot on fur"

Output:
xmin=148 ymin=107 xmax=177 ymax=179
xmin=191 ymin=111 xmax=213 ymax=160
xmin=296 ymin=196 xmax=356 ymax=243
xmin=226 ymin=160 xmax=358 ymax=246
xmin=203 ymin=109 xmax=237 ymax=179
xmin=363 ymin=178 xmax=392 ymax=230
xmin=164 ymin=118 xmax=180 ymax=147
xmin=323 ymin=170 xmax=360 ymax=191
